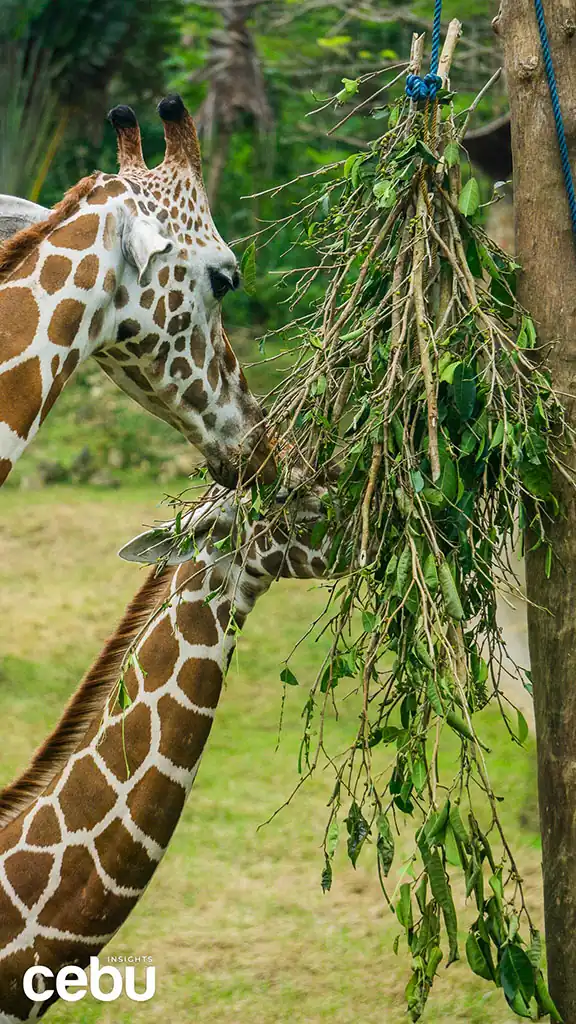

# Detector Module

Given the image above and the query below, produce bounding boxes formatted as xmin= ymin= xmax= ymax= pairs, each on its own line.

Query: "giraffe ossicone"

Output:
xmin=0 ymin=95 xmax=274 ymax=490
xmin=0 ymin=486 xmax=330 ymax=1020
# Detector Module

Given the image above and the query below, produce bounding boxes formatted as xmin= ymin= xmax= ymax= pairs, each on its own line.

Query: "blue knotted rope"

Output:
xmin=533 ymin=0 xmax=576 ymax=238
xmin=405 ymin=0 xmax=444 ymax=103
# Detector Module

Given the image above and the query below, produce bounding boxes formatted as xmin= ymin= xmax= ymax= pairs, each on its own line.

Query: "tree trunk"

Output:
xmin=498 ymin=2 xmax=576 ymax=1018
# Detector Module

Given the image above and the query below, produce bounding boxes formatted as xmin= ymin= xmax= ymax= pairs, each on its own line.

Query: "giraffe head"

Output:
xmin=119 ymin=480 xmax=330 ymax=583
xmin=0 ymin=96 xmax=273 ymax=487
xmin=96 ymin=96 xmax=273 ymax=487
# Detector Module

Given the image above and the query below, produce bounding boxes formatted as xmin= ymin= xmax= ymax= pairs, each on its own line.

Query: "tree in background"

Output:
xmin=0 ymin=0 xmax=182 ymax=198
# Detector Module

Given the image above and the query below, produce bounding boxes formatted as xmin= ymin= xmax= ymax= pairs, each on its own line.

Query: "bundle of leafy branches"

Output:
xmin=161 ymin=19 xmax=574 ymax=1023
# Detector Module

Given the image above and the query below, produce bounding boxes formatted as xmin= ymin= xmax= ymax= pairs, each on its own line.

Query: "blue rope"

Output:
xmin=533 ymin=0 xmax=576 ymax=238
xmin=429 ymin=0 xmax=442 ymax=76
xmin=405 ymin=0 xmax=443 ymax=103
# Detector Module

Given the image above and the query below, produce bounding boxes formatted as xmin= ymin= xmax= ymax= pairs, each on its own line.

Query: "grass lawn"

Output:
xmin=0 ymin=485 xmax=542 ymax=1023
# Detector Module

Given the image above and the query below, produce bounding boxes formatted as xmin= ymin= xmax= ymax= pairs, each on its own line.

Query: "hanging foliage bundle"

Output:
xmin=161 ymin=18 xmax=573 ymax=1023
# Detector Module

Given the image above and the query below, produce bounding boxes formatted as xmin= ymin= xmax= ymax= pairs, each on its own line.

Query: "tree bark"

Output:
xmin=498 ymin=2 xmax=576 ymax=1018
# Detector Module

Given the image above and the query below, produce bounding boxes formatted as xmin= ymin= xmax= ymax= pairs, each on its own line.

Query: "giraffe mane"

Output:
xmin=0 ymin=564 xmax=173 ymax=829
xmin=0 ymin=172 xmax=99 ymax=284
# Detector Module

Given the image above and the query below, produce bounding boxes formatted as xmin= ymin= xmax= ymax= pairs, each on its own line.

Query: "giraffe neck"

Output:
xmin=0 ymin=181 xmax=130 ymax=486
xmin=0 ymin=543 xmax=271 ymax=1021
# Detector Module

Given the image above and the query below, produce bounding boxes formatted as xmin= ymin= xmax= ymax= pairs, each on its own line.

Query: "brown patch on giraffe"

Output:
xmin=25 ymin=804 xmax=62 ymax=847
xmin=127 ymin=179 xmax=141 ymax=195
xmin=191 ymin=326 xmax=206 ymax=367
xmin=95 ymin=818 xmax=156 ymax=890
xmin=168 ymin=311 xmax=191 ymax=336
xmin=153 ymin=295 xmax=166 ymax=328
xmin=48 ymin=298 xmax=85 ymax=347
xmin=0 ymin=172 xmax=98 ymax=284
xmin=126 ymin=766 xmax=185 ymax=848
xmin=0 ymin=816 xmax=23 ymax=856
xmin=288 ymin=546 xmax=314 ymax=576
xmin=216 ymin=600 xmax=232 ymax=632
xmin=103 ymin=212 xmax=117 ymax=250
xmin=157 ymin=208 xmax=168 ymax=223
xmin=170 ymin=357 xmax=191 ymax=379
xmin=182 ymin=378 xmax=208 ymax=412
xmin=158 ymin=266 xmax=170 ymax=288
xmin=138 ymin=333 xmax=160 ymax=355
xmin=87 ymin=180 xmax=127 ymax=204
xmin=98 ymin=703 xmax=152 ymax=781
xmin=117 ymin=319 xmax=140 ymax=342
xmin=204 ymin=412 xmax=216 ymax=429
xmin=125 ymin=197 xmax=138 ymax=215
xmin=49 ymin=213 xmax=99 ymax=251
xmin=174 ymin=265 xmax=186 ymax=282
xmin=58 ymin=755 xmax=117 ymax=832
xmin=7 ymin=247 xmax=39 ymax=282
xmin=88 ymin=308 xmax=104 ymax=341
xmin=0 ymin=885 xmax=25 ymax=937
xmin=176 ymin=600 xmax=219 ymax=646
xmin=0 ymin=458 xmax=12 ymax=485
xmin=4 ymin=850 xmax=54 ymax=908
xmin=40 ymin=349 xmax=80 ymax=425
xmin=103 ymin=268 xmax=116 ymax=292
xmin=168 ymin=289 xmax=183 ymax=311
xmin=175 ymin=659 xmax=222 ymax=708
xmin=110 ymin=348 xmax=131 ymax=362
xmin=175 ymin=560 xmax=206 ymax=592
xmin=114 ymin=285 xmax=129 ymax=308
xmin=223 ymin=335 xmax=238 ymax=374
xmin=39 ymin=254 xmax=72 ymax=295
xmin=51 ymin=354 xmax=59 ymax=374
xmin=37 ymin=845 xmax=137 ymax=935
xmin=157 ymin=695 xmax=213 ymax=769
xmin=0 ymin=356 xmax=42 ymax=439
xmin=261 ymin=550 xmax=285 ymax=577
xmin=207 ymin=356 xmax=219 ymax=391
xmin=74 ymin=253 xmax=99 ymax=290
xmin=0 ymin=287 xmax=40 ymax=363
xmin=123 ymin=365 xmax=153 ymax=393
xmin=140 ymin=288 xmax=154 ymax=309
xmin=150 ymin=340 xmax=170 ymax=377
xmin=139 ymin=614 xmax=180 ymax=692
xmin=175 ymin=336 xmax=186 ymax=351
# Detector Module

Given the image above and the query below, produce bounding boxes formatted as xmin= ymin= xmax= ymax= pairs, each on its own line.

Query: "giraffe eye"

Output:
xmin=209 ymin=267 xmax=239 ymax=300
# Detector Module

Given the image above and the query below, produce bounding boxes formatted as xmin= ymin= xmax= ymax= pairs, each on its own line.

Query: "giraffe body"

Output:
xmin=0 ymin=488 xmax=327 ymax=1019
xmin=0 ymin=98 xmax=272 ymax=489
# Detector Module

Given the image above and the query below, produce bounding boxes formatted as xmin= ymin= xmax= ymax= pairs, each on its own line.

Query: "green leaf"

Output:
xmin=240 ymin=241 xmax=257 ymax=297
xmin=444 ymin=141 xmax=460 ymax=167
xmin=439 ymin=459 xmax=458 ymax=502
xmin=395 ymin=544 xmax=412 ymax=597
xmin=439 ymin=359 xmax=461 ymax=385
xmin=117 ymin=677 xmax=132 ymax=711
xmin=321 ymin=855 xmax=333 ymax=892
xmin=424 ymin=848 xmax=459 ymax=963
xmin=372 ymin=179 xmax=396 ymax=209
xmin=438 ymin=561 xmax=464 ymax=620
xmin=345 ymin=801 xmax=370 ymax=867
xmin=519 ymin=460 xmax=553 ymax=498
xmin=452 ymin=363 xmax=476 ymax=421
xmin=326 ymin=817 xmax=340 ymax=858
xmin=458 ymin=177 xmax=480 ymax=217
xmin=516 ymin=709 xmax=529 ymax=744
xmin=335 ymin=75 xmax=359 ymax=102
xmin=446 ymin=710 xmax=476 ymax=743
xmin=423 ymin=554 xmax=439 ymax=594
xmin=396 ymin=882 xmax=413 ymax=929
xmin=377 ymin=814 xmax=395 ymax=876
xmin=466 ymin=931 xmax=493 ymax=980
xmin=411 ymin=758 xmax=427 ymax=793
xmin=449 ymin=804 xmax=469 ymax=847
xmin=343 ymin=153 xmax=363 ymax=180
xmin=280 ymin=666 xmax=299 ymax=686
xmin=500 ymin=945 xmax=535 ymax=1004
xmin=535 ymin=970 xmax=562 ymax=1021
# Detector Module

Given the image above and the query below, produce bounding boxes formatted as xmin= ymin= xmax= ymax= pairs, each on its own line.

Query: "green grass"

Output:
xmin=0 ymin=487 xmax=541 ymax=1022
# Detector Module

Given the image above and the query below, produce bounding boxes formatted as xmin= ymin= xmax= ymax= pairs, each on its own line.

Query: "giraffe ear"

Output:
xmin=118 ymin=528 xmax=196 ymax=565
xmin=0 ymin=195 xmax=49 ymax=240
xmin=122 ymin=217 xmax=173 ymax=285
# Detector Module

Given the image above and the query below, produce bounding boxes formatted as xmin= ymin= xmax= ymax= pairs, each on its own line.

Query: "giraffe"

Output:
xmin=0 ymin=485 xmax=329 ymax=1020
xmin=0 ymin=95 xmax=273 ymax=490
